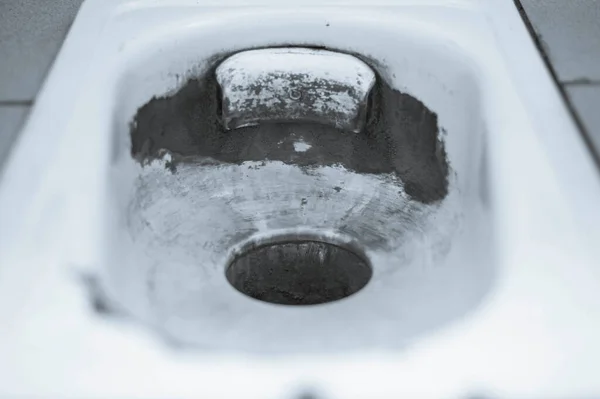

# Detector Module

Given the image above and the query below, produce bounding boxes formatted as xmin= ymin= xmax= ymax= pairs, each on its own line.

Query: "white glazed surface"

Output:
xmin=103 ymin=3 xmax=489 ymax=352
xmin=1 ymin=0 xmax=600 ymax=398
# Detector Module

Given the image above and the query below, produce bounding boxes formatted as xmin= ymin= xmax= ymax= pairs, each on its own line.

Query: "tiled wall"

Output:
xmin=519 ymin=0 xmax=600 ymax=159
xmin=0 ymin=0 xmax=84 ymax=168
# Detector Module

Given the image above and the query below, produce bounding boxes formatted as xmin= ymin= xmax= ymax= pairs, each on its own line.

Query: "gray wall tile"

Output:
xmin=519 ymin=0 xmax=600 ymax=82
xmin=0 ymin=0 xmax=84 ymax=101
xmin=0 ymin=106 xmax=29 ymax=169
xmin=566 ymin=85 xmax=600 ymax=156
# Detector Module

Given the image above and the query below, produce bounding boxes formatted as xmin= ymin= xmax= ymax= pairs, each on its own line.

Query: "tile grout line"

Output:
xmin=0 ymin=100 xmax=33 ymax=106
xmin=562 ymin=79 xmax=600 ymax=87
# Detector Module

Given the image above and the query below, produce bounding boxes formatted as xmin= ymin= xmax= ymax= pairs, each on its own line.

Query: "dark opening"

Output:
xmin=226 ymin=239 xmax=372 ymax=305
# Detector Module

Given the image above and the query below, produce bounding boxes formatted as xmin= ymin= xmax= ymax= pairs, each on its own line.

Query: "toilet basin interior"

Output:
xmin=98 ymin=16 xmax=495 ymax=352
xmin=4 ymin=1 xmax=600 ymax=397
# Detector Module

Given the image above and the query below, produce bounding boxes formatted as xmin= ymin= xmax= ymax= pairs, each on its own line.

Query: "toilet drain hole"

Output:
xmin=226 ymin=239 xmax=372 ymax=305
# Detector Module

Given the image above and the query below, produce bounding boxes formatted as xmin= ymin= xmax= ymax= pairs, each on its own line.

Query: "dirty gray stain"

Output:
xmin=130 ymin=48 xmax=448 ymax=204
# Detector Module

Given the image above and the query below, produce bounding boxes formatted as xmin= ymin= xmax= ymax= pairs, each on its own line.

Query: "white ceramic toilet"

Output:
xmin=2 ymin=0 xmax=600 ymax=398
